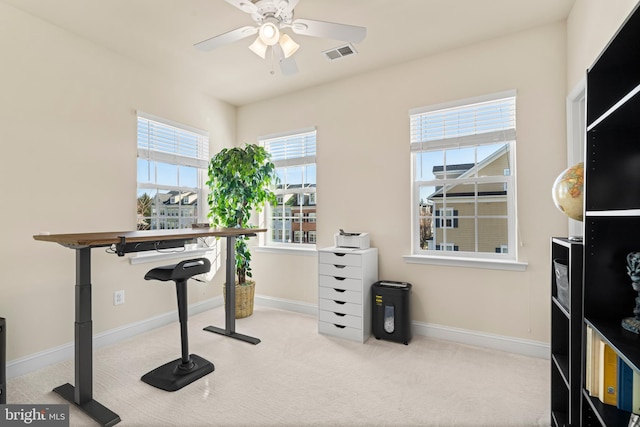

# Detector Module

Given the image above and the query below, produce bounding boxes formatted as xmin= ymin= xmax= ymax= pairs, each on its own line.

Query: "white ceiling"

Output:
xmin=2 ymin=0 xmax=576 ymax=106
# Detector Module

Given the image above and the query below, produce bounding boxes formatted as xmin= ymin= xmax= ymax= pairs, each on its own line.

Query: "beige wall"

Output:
xmin=242 ymin=22 xmax=568 ymax=343
xmin=567 ymin=0 xmax=639 ymax=92
xmin=0 ymin=3 xmax=236 ymax=360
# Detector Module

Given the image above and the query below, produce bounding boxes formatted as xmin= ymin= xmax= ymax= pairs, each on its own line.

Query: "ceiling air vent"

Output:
xmin=322 ymin=43 xmax=357 ymax=61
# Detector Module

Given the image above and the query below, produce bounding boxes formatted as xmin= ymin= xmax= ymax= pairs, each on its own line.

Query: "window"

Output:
xmin=262 ymin=128 xmax=317 ymax=247
xmin=437 ymin=243 xmax=458 ymax=251
xmin=410 ymin=91 xmax=516 ymax=261
xmin=136 ymin=112 xmax=209 ymax=230
xmin=435 ymin=208 xmax=458 ymax=229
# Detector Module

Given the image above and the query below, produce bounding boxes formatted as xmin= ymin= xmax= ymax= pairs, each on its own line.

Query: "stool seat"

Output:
xmin=145 ymin=258 xmax=211 ymax=282
xmin=141 ymin=258 xmax=214 ymax=392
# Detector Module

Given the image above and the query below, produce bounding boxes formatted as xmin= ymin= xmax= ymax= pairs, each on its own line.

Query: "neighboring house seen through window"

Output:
xmin=262 ymin=128 xmax=317 ymax=247
xmin=410 ymin=92 xmax=517 ymax=260
xmin=136 ymin=112 xmax=209 ymax=230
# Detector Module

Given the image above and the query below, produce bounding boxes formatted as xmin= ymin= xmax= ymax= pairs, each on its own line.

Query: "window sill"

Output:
xmin=403 ymin=254 xmax=528 ymax=271
xmin=255 ymin=246 xmax=318 ymax=257
xmin=129 ymin=247 xmax=215 ymax=265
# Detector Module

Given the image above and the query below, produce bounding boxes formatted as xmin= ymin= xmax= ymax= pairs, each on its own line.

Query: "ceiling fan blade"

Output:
xmin=194 ymin=26 xmax=258 ymax=51
xmin=273 ymin=43 xmax=298 ymax=75
xmin=291 ymin=18 xmax=366 ymax=43
xmin=224 ymin=0 xmax=259 ymax=14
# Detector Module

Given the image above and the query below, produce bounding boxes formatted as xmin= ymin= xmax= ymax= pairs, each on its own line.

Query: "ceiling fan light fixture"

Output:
xmin=259 ymin=22 xmax=280 ymax=46
xmin=279 ymin=33 xmax=299 ymax=58
xmin=248 ymin=36 xmax=268 ymax=59
xmin=195 ymin=0 xmax=369 ymax=77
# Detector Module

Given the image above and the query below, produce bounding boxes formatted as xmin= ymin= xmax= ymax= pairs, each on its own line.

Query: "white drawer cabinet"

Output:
xmin=317 ymin=247 xmax=378 ymax=343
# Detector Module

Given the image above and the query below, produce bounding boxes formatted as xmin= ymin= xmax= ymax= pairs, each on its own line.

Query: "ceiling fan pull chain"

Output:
xmin=269 ymin=47 xmax=276 ymax=75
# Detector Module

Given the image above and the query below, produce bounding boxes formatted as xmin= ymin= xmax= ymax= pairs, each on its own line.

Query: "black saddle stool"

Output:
xmin=141 ymin=258 xmax=214 ymax=391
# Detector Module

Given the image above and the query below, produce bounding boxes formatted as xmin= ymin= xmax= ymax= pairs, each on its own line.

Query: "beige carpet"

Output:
xmin=7 ymin=306 xmax=550 ymax=426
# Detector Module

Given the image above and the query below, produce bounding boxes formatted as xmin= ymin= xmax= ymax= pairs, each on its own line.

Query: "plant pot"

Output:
xmin=222 ymin=280 xmax=255 ymax=318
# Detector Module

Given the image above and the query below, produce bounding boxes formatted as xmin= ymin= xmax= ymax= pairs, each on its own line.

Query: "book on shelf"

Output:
xmin=586 ymin=325 xmax=602 ymax=400
xmin=586 ymin=325 xmax=594 ymax=394
xmin=618 ymin=357 xmax=634 ymax=412
xmin=600 ymin=340 xmax=618 ymax=406
xmin=634 ymin=370 xmax=640 ymax=415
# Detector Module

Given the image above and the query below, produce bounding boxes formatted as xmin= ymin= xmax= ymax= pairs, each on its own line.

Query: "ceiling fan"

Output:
xmin=194 ymin=0 xmax=367 ymax=75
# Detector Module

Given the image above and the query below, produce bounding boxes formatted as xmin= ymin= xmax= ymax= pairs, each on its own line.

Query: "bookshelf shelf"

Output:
xmin=583 ymin=390 xmax=632 ymax=427
xmin=552 ymin=410 xmax=568 ymax=427
xmin=582 ymin=4 xmax=640 ymax=425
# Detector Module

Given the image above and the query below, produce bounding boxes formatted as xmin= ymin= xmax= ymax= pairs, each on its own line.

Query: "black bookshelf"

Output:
xmin=582 ymin=3 xmax=640 ymax=426
xmin=551 ymin=238 xmax=583 ymax=427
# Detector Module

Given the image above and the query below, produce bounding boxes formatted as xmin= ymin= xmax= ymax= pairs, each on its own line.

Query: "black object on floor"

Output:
xmin=372 ymin=281 xmax=412 ymax=345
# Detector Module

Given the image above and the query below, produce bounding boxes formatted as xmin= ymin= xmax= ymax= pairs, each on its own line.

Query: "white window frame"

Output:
xmin=259 ymin=128 xmax=317 ymax=252
xmin=405 ymin=91 xmax=527 ymax=271
xmin=132 ymin=111 xmax=219 ymax=264
xmin=136 ymin=111 xmax=209 ymax=230
xmin=566 ymin=80 xmax=585 ymax=239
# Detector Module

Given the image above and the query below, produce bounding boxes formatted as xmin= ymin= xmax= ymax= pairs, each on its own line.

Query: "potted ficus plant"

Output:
xmin=207 ymin=143 xmax=278 ymax=318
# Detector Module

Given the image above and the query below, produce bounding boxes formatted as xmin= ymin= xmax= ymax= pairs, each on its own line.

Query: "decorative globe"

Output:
xmin=552 ymin=162 xmax=584 ymax=222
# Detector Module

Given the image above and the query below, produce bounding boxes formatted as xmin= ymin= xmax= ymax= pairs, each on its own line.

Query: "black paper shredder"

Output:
xmin=372 ymin=281 xmax=412 ymax=345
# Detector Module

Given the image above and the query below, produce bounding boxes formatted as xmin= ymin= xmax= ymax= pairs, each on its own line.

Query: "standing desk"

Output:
xmin=33 ymin=227 xmax=265 ymax=426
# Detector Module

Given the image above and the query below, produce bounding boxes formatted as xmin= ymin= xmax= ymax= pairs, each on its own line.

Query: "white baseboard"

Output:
xmin=411 ymin=321 xmax=549 ymax=359
xmin=254 ymin=296 xmax=549 ymax=359
xmin=6 ymin=297 xmax=223 ymax=379
xmin=7 ymin=294 xmax=548 ymax=379
xmin=254 ymin=294 xmax=317 ymax=316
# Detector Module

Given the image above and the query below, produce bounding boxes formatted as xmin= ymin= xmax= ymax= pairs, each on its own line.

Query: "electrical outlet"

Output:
xmin=114 ymin=290 xmax=125 ymax=306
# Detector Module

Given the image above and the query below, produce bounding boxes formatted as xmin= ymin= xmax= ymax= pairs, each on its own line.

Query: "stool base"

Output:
xmin=141 ymin=354 xmax=214 ymax=392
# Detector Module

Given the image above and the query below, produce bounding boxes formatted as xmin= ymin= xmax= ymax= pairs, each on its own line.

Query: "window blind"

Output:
xmin=410 ymin=95 xmax=516 ymax=151
xmin=262 ymin=129 xmax=316 ymax=167
xmin=137 ymin=112 xmax=209 ymax=169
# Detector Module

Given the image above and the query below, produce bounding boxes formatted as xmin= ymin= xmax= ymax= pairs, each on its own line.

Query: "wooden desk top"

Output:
xmin=33 ymin=227 xmax=266 ymax=248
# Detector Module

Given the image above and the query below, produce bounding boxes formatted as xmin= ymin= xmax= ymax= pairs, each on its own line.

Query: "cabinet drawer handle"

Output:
xmin=334 ymin=253 xmax=346 ymax=257
xmin=333 ymin=300 xmax=346 ymax=305
xmin=333 ymin=264 xmax=346 ymax=269
xmin=333 ymin=288 xmax=346 ymax=293
xmin=334 ymin=312 xmax=346 ymax=317
xmin=333 ymin=277 xmax=346 ymax=281
xmin=334 ymin=324 xmax=346 ymax=329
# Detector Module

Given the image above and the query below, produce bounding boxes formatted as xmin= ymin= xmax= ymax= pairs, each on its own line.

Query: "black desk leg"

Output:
xmin=203 ymin=235 xmax=260 ymax=345
xmin=1 ymin=317 xmax=5 ymax=404
xmin=53 ymin=247 xmax=121 ymax=427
